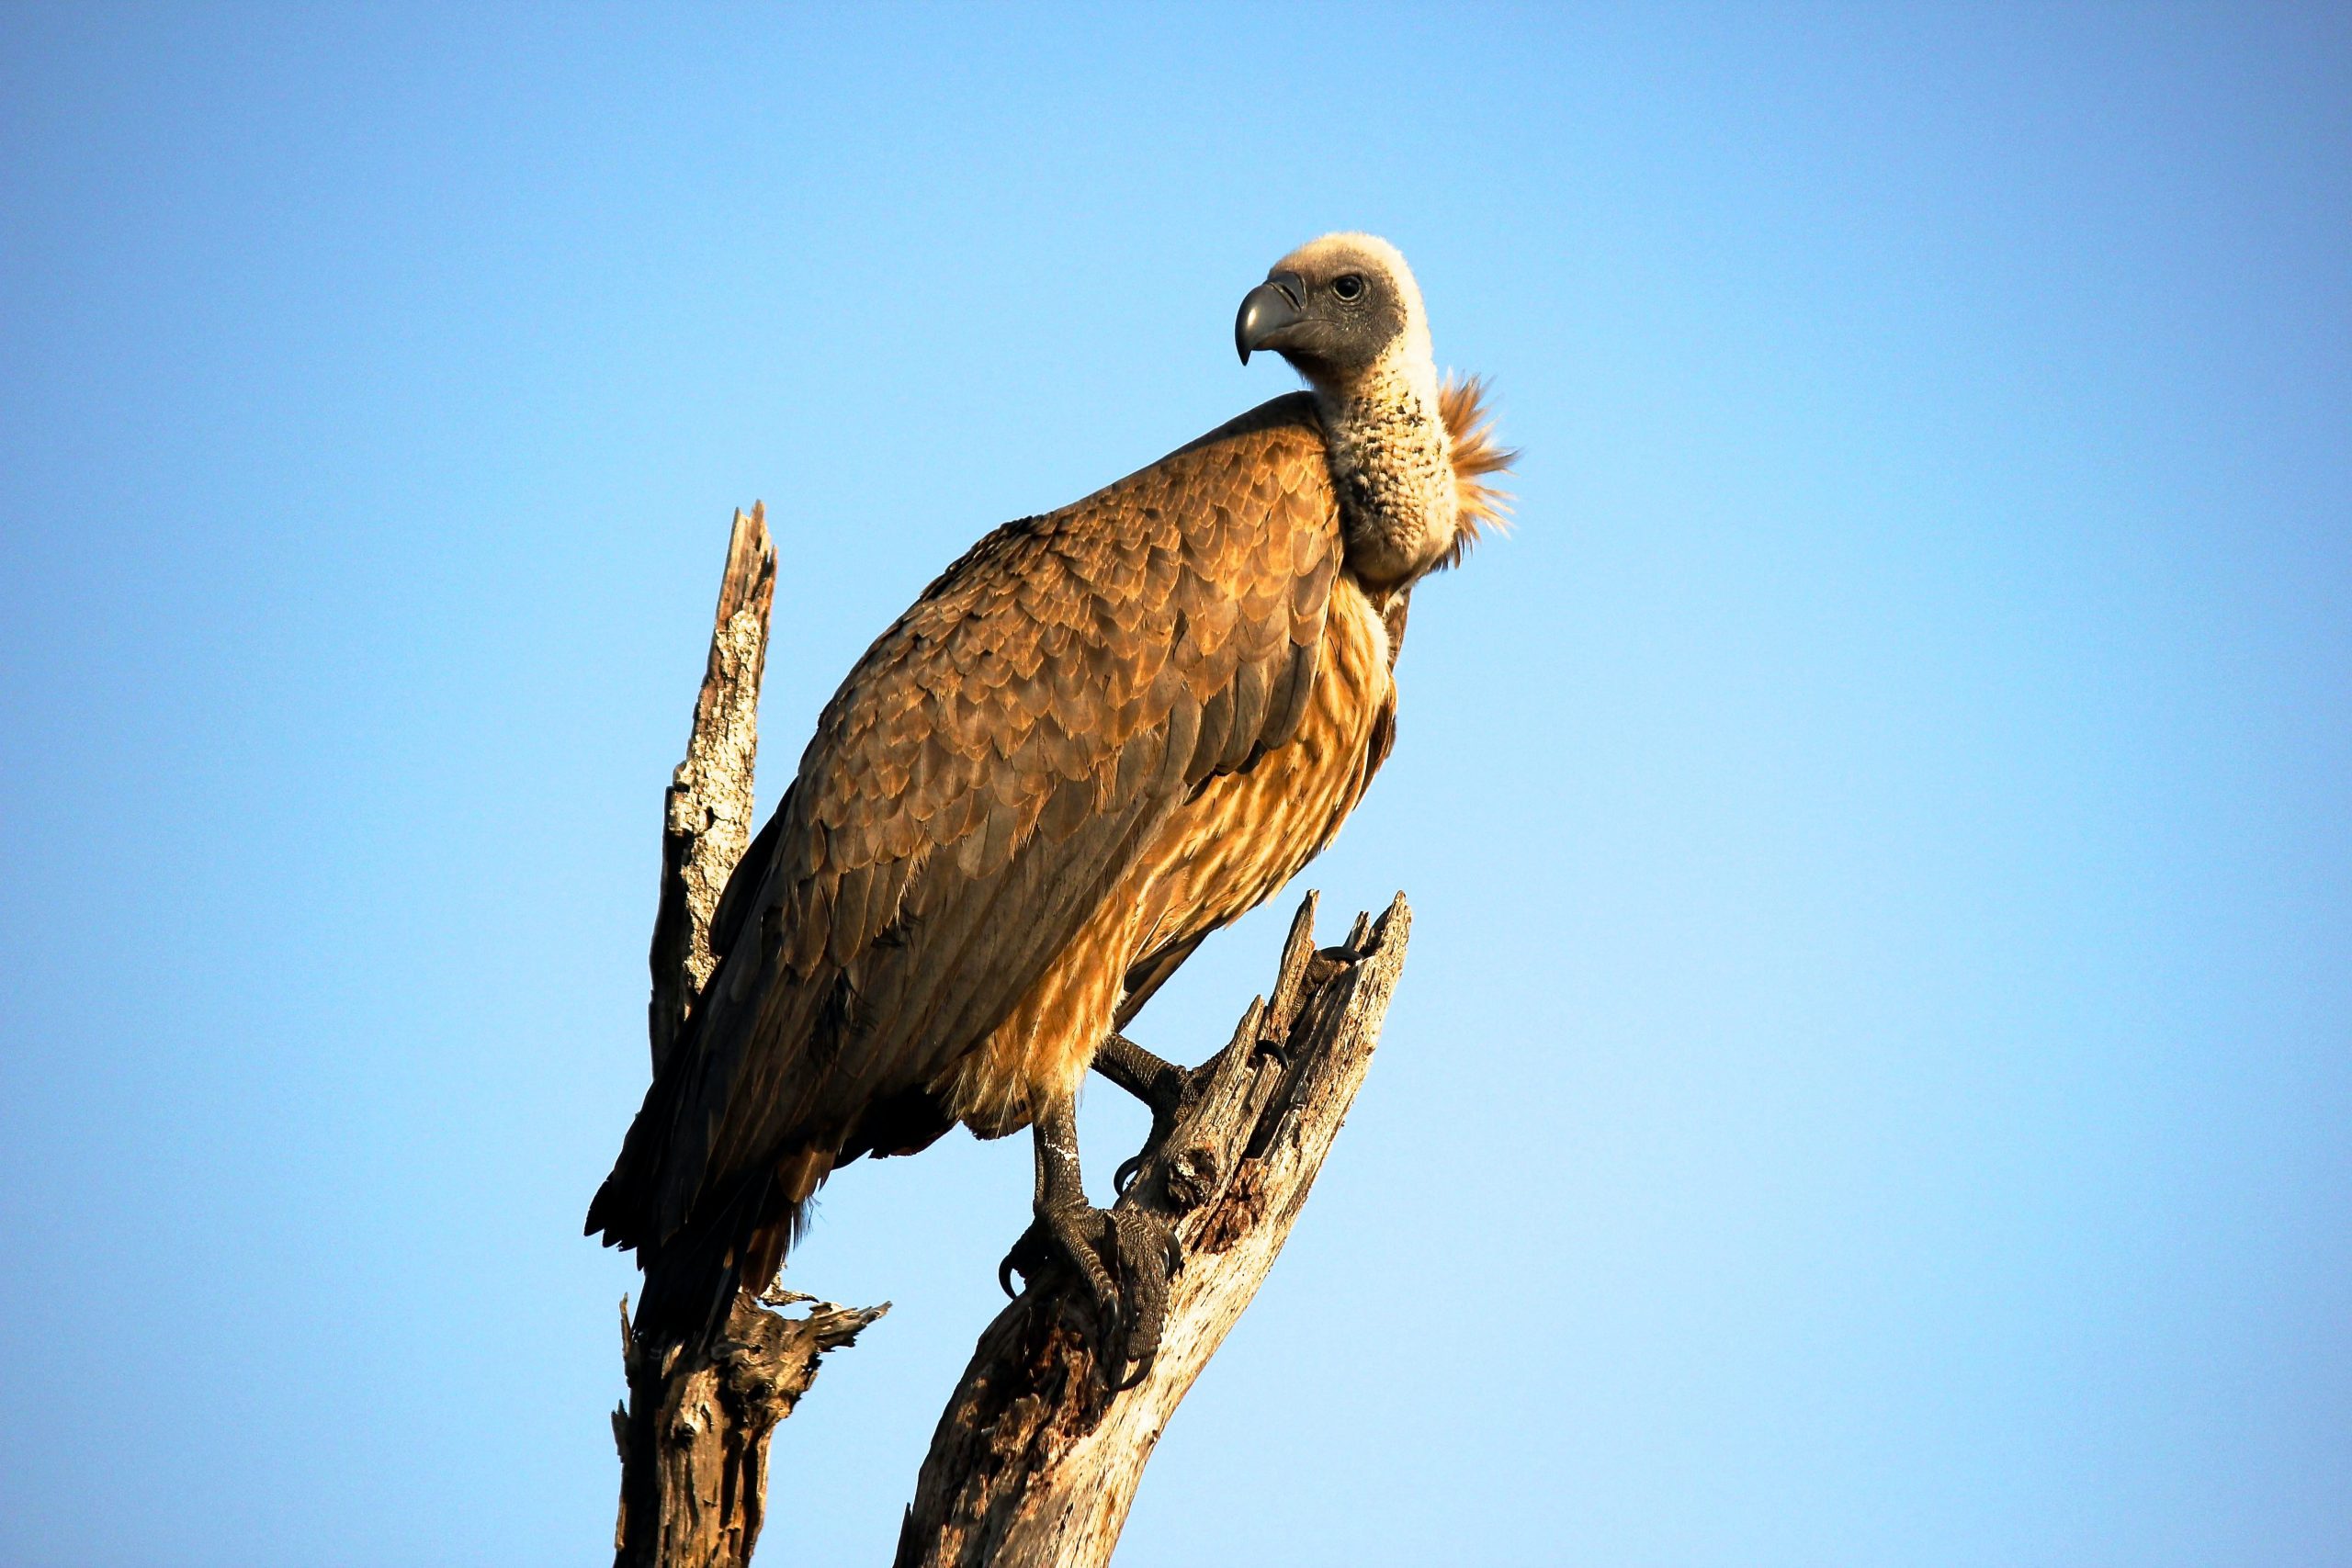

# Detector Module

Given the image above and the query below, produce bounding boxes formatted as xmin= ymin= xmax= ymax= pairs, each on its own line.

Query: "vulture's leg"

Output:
xmin=998 ymin=1095 xmax=1180 ymax=1381
xmin=1095 ymin=1032 xmax=1214 ymax=1193
xmin=1095 ymin=1032 xmax=1201 ymax=1109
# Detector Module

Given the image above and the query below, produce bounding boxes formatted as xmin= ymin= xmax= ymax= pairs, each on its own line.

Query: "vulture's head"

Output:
xmin=1235 ymin=232 xmax=1433 ymax=393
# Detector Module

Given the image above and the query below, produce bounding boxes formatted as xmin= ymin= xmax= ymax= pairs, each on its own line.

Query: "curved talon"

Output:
xmin=998 ymin=1253 xmax=1020 ymax=1299
xmin=1113 ymin=1152 xmax=1148 ymax=1197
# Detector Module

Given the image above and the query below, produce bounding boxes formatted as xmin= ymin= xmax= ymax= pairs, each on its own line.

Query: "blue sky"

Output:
xmin=2 ymin=5 xmax=2346 ymax=1564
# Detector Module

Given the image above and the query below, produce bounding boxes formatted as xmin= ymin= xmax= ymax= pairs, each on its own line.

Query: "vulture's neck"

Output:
xmin=1314 ymin=357 xmax=1457 ymax=592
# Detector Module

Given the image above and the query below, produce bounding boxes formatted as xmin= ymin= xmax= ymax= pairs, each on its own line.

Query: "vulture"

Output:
xmin=590 ymin=233 xmax=1511 ymax=1369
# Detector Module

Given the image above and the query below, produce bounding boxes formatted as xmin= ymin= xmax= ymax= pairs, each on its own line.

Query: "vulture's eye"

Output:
xmin=1331 ymin=274 xmax=1366 ymax=301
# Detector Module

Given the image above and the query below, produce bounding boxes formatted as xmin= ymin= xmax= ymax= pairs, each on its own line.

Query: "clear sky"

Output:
xmin=3 ymin=6 xmax=2346 ymax=1564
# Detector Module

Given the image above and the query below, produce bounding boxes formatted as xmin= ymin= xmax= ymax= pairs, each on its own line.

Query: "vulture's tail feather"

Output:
xmin=616 ymin=1146 xmax=835 ymax=1352
xmin=624 ymin=1177 xmax=805 ymax=1351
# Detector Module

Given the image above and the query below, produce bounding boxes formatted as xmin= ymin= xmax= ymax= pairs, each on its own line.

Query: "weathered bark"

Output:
xmin=615 ymin=502 xmax=886 ymax=1568
xmin=649 ymin=502 xmax=775 ymax=1077
xmin=895 ymin=891 xmax=1414 ymax=1568
xmin=615 ymin=1288 xmax=888 ymax=1568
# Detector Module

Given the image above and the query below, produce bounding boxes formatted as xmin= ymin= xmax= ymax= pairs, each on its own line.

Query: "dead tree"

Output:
xmin=609 ymin=507 xmax=1411 ymax=1568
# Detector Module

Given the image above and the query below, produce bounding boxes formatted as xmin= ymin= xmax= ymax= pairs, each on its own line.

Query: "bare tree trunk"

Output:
xmin=613 ymin=502 xmax=888 ymax=1568
xmin=894 ymin=891 xmax=1414 ymax=1568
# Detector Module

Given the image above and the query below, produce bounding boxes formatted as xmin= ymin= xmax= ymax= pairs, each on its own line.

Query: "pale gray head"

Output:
xmin=1235 ymin=234 xmax=1464 ymax=589
xmin=1234 ymin=232 xmax=1434 ymax=396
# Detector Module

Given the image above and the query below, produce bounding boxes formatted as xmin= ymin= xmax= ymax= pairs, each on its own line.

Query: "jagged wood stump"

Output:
xmin=616 ymin=1287 xmax=888 ymax=1568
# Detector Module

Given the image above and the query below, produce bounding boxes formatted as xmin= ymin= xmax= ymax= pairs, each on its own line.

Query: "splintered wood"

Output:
xmin=648 ymin=503 xmax=776 ymax=1077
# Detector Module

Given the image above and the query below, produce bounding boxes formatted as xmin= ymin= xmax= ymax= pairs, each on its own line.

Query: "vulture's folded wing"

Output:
xmin=594 ymin=393 xmax=1342 ymax=1249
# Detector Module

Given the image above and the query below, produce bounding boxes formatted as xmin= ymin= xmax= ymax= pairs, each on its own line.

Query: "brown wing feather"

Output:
xmin=590 ymin=392 xmax=1340 ymax=1256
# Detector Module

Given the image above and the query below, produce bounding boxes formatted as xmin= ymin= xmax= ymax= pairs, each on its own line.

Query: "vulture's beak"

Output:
xmin=1236 ymin=271 xmax=1307 ymax=363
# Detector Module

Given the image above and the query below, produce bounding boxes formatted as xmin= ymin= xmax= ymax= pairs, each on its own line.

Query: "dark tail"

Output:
xmin=597 ymin=1147 xmax=833 ymax=1352
xmin=625 ymin=1187 xmax=777 ymax=1350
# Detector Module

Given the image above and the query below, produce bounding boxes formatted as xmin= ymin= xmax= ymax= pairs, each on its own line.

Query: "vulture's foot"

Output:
xmin=1000 ymin=1097 xmax=1183 ymax=1383
xmin=999 ymin=1198 xmax=1180 ymax=1382
xmin=1095 ymin=1032 xmax=1210 ymax=1195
